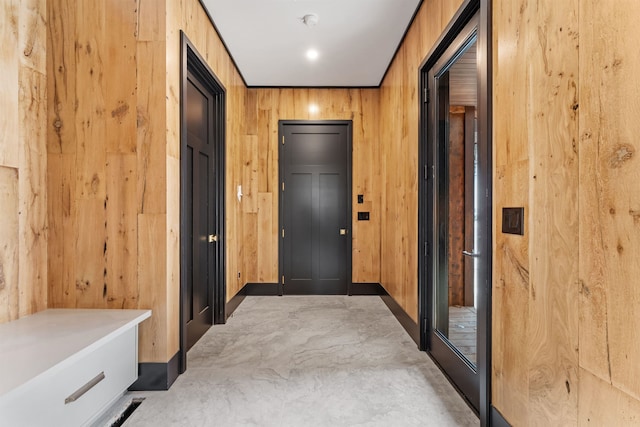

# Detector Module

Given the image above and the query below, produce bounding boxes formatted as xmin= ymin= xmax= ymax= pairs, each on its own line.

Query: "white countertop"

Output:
xmin=0 ymin=309 xmax=151 ymax=397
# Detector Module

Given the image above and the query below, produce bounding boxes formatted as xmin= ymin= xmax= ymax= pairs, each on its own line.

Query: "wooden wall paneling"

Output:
xmin=18 ymin=0 xmax=46 ymax=74
xmin=47 ymin=154 xmax=76 ymax=308
xmin=402 ymin=45 xmax=419 ymax=321
xmin=491 ymin=0 xmax=532 ymax=418
xmin=523 ymin=0 xmax=579 ymax=423
xmin=579 ymin=0 xmax=640 ymax=405
xmin=313 ymin=88 xmax=330 ymax=119
xmin=245 ymin=89 xmax=258 ymax=136
xmin=1 ymin=0 xmax=19 ymax=168
xmin=18 ymin=67 xmax=48 ymax=317
xmin=578 ymin=368 xmax=640 ymax=425
xmin=46 ymin=0 xmax=76 ymax=311
xmin=353 ymin=89 xmax=381 ymax=283
xmin=492 ymin=0 xmax=531 ymax=420
xmin=491 ymin=160 xmax=530 ymax=420
xmin=104 ymin=0 xmax=137 ymax=154
xmin=257 ymin=88 xmax=272 ymax=111
xmin=257 ymin=108 xmax=272 ymax=193
xmin=74 ymin=198 xmax=107 ymax=308
xmin=137 ymin=0 xmax=164 ymax=42
xmin=136 ymin=40 xmax=167 ymax=215
xmin=165 ymin=155 xmax=180 ymax=358
xmin=378 ymin=74 xmax=393 ymax=294
xmin=441 ymin=0 xmax=466 ymax=29
xmin=381 ymin=55 xmax=405 ymax=308
xmin=241 ymin=135 xmax=258 ymax=214
xmin=293 ymin=88 xmax=310 ymax=118
xmin=47 ymin=0 xmax=76 ymax=155
xmin=0 ymin=167 xmax=19 ymax=323
xmin=279 ymin=88 xmax=295 ymax=120
xmin=226 ymin=111 xmax=242 ymax=298
xmin=243 ymin=213 xmax=258 ymax=283
xmin=352 ymin=89 xmax=381 ymax=283
xmin=350 ymin=88 xmax=365 ymax=282
xmin=105 ymin=154 xmax=138 ymax=309
xmin=257 ymin=193 xmax=276 ymax=282
xmin=492 ymin=0 xmax=580 ymax=424
xmin=74 ymin=0 xmax=106 ymax=200
xmin=421 ymin=0 xmax=443 ymax=51
xmin=137 ymin=212 xmax=167 ymax=362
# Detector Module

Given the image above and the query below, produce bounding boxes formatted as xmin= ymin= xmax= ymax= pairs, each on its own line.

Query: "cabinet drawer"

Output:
xmin=0 ymin=327 xmax=137 ymax=427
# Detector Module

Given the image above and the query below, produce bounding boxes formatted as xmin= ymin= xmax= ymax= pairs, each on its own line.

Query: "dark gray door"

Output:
xmin=185 ymin=72 xmax=215 ymax=349
xmin=280 ymin=122 xmax=352 ymax=295
xmin=180 ymin=34 xmax=226 ymax=373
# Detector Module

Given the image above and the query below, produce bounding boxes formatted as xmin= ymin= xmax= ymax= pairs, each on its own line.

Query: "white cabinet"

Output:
xmin=0 ymin=309 xmax=151 ymax=427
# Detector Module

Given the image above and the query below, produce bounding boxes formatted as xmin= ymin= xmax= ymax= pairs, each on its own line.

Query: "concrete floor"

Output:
xmin=123 ymin=296 xmax=478 ymax=427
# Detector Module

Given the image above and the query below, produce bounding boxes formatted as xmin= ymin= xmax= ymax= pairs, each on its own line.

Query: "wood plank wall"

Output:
xmin=493 ymin=0 xmax=640 ymax=424
xmin=46 ymin=0 xmax=169 ymax=362
xmin=493 ymin=0 xmax=580 ymax=423
xmin=242 ymin=88 xmax=381 ymax=286
xmin=0 ymin=0 xmax=48 ymax=324
xmin=379 ymin=0 xmax=464 ymax=322
xmin=577 ymin=0 xmax=640 ymax=424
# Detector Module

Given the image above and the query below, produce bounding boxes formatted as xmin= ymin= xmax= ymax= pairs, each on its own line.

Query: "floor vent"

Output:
xmin=109 ymin=398 xmax=144 ymax=427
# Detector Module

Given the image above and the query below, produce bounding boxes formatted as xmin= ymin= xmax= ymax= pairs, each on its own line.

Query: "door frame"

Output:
xmin=179 ymin=32 xmax=227 ymax=373
xmin=278 ymin=120 xmax=353 ymax=296
xmin=418 ymin=0 xmax=492 ymax=424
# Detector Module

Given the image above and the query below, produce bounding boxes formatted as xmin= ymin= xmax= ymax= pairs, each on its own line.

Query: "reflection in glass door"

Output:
xmin=435 ymin=96 xmax=479 ymax=366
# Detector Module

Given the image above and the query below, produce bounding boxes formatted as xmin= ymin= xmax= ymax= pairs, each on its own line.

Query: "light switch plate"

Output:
xmin=502 ymin=207 xmax=524 ymax=235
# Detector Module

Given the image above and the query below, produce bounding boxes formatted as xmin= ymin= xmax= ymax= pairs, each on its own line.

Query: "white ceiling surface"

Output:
xmin=202 ymin=0 xmax=422 ymax=87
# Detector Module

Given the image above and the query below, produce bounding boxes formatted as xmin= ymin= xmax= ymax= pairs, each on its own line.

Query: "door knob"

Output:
xmin=339 ymin=229 xmax=347 ymax=235
xmin=462 ymin=250 xmax=479 ymax=258
xmin=209 ymin=234 xmax=218 ymax=243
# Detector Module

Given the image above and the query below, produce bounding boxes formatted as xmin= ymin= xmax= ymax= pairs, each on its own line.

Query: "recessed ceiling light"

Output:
xmin=309 ymin=104 xmax=319 ymax=114
xmin=306 ymin=49 xmax=319 ymax=61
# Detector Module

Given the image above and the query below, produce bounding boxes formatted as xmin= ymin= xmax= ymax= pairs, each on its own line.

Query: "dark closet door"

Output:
xmin=280 ymin=122 xmax=352 ymax=295
xmin=185 ymin=72 xmax=216 ymax=349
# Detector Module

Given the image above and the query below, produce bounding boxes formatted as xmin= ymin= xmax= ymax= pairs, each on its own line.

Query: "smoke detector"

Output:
xmin=300 ymin=14 xmax=319 ymax=27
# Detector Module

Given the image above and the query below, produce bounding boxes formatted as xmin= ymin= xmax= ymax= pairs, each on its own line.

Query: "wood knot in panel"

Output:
xmin=90 ymin=174 xmax=100 ymax=194
xmin=111 ymin=103 xmax=130 ymax=120
xmin=0 ymin=260 xmax=5 ymax=290
xmin=609 ymin=144 xmax=635 ymax=168
xmin=76 ymin=280 xmax=90 ymax=291
xmin=580 ymin=280 xmax=590 ymax=297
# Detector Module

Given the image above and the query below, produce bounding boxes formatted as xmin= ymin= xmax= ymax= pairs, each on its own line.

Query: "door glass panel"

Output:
xmin=434 ymin=37 xmax=478 ymax=367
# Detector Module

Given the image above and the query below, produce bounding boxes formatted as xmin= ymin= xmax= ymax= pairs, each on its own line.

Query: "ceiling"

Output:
xmin=201 ymin=0 xmax=423 ymax=87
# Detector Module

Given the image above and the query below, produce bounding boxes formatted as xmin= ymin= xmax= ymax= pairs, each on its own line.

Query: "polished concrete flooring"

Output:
xmin=124 ymin=296 xmax=478 ymax=426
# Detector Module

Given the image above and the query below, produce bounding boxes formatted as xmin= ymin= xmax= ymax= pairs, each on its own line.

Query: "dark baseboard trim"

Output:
xmin=490 ymin=406 xmax=511 ymax=427
xmin=350 ymin=282 xmax=385 ymax=295
xmin=379 ymin=289 xmax=420 ymax=346
xmin=244 ymin=282 xmax=280 ymax=296
xmin=129 ymin=351 xmax=180 ymax=391
xmin=226 ymin=289 xmax=246 ymax=319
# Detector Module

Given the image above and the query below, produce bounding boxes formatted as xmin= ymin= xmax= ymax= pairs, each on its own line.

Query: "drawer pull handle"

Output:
xmin=65 ymin=371 xmax=105 ymax=404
